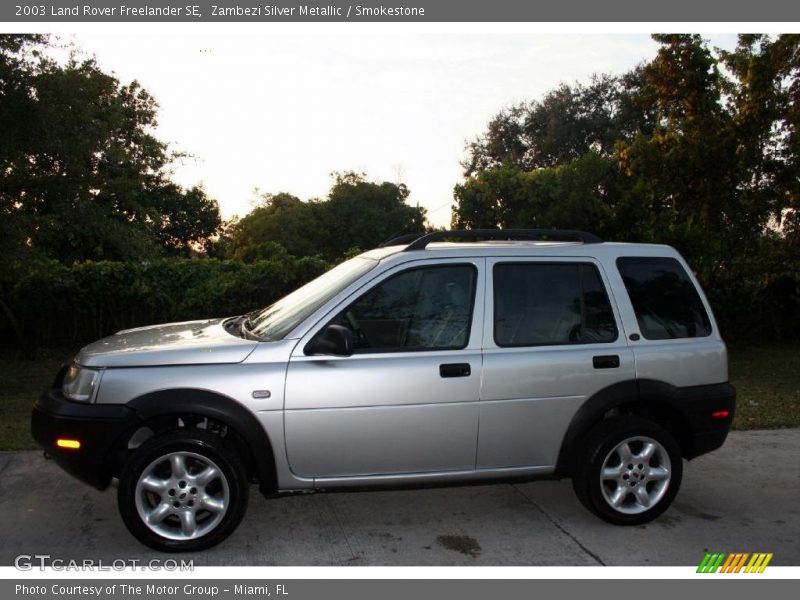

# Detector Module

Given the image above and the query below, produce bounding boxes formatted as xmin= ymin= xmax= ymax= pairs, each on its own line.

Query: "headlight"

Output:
xmin=62 ymin=362 xmax=101 ymax=403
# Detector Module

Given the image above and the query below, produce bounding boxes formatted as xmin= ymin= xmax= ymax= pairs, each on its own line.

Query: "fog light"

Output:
xmin=56 ymin=438 xmax=81 ymax=449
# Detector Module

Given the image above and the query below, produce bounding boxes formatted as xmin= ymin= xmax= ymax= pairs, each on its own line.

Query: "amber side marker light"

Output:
xmin=711 ymin=410 xmax=730 ymax=419
xmin=56 ymin=439 xmax=81 ymax=449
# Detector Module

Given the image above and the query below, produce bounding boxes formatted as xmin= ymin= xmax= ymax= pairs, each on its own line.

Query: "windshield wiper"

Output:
xmin=240 ymin=310 xmax=264 ymax=341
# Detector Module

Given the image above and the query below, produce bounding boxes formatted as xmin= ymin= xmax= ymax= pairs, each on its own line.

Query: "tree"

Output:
xmin=226 ymin=173 xmax=427 ymax=262
xmin=321 ymin=171 xmax=426 ymax=258
xmin=152 ymin=184 xmax=222 ymax=255
xmin=454 ymin=34 xmax=800 ymax=340
xmin=452 ymin=153 xmax=621 ymax=238
xmin=614 ymin=35 xmax=741 ymax=279
xmin=0 ymin=35 xmax=47 ymax=280
xmin=457 ymin=34 xmax=800 ymax=276
xmin=225 ymin=193 xmax=326 ymax=261
xmin=0 ymin=35 xmax=222 ymax=266
xmin=747 ymin=35 xmax=800 ymax=248
xmin=463 ymin=75 xmax=645 ymax=176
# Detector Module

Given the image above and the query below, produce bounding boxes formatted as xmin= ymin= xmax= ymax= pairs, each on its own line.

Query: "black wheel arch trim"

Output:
xmin=555 ymin=379 xmax=735 ymax=475
xmin=126 ymin=389 xmax=278 ymax=496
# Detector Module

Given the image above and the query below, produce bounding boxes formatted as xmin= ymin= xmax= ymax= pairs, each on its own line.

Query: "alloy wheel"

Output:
xmin=134 ymin=451 xmax=229 ymax=541
xmin=599 ymin=436 xmax=671 ymax=515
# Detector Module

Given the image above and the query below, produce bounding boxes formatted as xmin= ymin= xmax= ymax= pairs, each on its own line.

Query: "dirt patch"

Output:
xmin=436 ymin=534 xmax=482 ymax=558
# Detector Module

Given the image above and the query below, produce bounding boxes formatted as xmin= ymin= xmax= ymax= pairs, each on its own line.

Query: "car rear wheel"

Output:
xmin=571 ymin=416 xmax=683 ymax=525
xmin=118 ymin=430 xmax=249 ymax=552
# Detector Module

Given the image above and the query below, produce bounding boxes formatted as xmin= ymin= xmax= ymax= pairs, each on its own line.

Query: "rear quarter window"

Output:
xmin=616 ymin=257 xmax=712 ymax=340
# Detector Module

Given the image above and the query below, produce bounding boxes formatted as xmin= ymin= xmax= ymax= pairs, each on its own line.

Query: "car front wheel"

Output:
xmin=118 ymin=430 xmax=249 ymax=552
xmin=571 ymin=416 xmax=683 ymax=525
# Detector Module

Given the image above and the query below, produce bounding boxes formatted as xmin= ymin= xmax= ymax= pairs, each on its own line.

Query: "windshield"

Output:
xmin=246 ymin=256 xmax=378 ymax=340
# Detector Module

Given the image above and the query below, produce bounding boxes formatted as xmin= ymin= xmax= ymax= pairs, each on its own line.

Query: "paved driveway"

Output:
xmin=0 ymin=429 xmax=797 ymax=566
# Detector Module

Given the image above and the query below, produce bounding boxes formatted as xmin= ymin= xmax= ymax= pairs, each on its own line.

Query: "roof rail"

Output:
xmin=377 ymin=232 xmax=425 ymax=248
xmin=402 ymin=228 xmax=603 ymax=251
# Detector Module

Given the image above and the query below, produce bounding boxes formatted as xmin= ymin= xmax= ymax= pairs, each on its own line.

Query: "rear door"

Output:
xmin=284 ymin=258 xmax=485 ymax=479
xmin=615 ymin=255 xmax=727 ymax=387
xmin=477 ymin=257 xmax=635 ymax=468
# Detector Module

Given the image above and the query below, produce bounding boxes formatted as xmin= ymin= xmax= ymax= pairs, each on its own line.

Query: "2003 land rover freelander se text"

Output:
xmin=31 ymin=229 xmax=736 ymax=552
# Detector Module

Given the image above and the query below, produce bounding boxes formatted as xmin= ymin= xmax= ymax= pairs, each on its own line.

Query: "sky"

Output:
xmin=60 ymin=32 xmax=738 ymax=227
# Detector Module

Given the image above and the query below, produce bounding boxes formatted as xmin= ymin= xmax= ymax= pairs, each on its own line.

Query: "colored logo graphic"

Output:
xmin=697 ymin=552 xmax=773 ymax=573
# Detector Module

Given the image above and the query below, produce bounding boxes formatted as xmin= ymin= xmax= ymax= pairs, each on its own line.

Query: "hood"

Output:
xmin=77 ymin=318 xmax=258 ymax=368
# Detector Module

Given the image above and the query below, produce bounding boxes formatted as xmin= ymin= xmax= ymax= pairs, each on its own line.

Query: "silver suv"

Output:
xmin=32 ymin=229 xmax=735 ymax=552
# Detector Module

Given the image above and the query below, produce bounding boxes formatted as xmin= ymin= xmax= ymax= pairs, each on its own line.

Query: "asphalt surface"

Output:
xmin=0 ymin=429 xmax=798 ymax=566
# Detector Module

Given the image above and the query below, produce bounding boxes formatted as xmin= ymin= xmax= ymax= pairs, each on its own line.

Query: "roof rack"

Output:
xmin=378 ymin=233 xmax=425 ymax=248
xmin=401 ymin=228 xmax=603 ymax=251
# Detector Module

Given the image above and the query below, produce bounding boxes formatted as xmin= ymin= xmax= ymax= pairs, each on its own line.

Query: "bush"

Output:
xmin=708 ymin=275 xmax=800 ymax=343
xmin=2 ymin=257 xmax=329 ymax=349
xmin=1 ymin=256 xmax=797 ymax=350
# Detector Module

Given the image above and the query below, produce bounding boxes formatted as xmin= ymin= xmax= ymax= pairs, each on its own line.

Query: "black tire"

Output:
xmin=571 ymin=416 xmax=683 ymax=526
xmin=118 ymin=430 xmax=249 ymax=552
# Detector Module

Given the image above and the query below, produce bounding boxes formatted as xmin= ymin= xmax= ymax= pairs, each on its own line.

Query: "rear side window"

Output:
xmin=493 ymin=263 xmax=618 ymax=347
xmin=617 ymin=257 xmax=712 ymax=340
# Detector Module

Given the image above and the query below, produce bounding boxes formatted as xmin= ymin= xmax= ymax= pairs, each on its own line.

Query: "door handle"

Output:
xmin=593 ymin=355 xmax=620 ymax=369
xmin=439 ymin=363 xmax=471 ymax=378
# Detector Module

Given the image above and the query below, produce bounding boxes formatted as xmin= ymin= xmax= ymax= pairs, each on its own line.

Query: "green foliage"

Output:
xmin=462 ymin=74 xmax=647 ymax=175
xmin=4 ymin=257 xmax=329 ymax=348
xmin=226 ymin=172 xmax=427 ymax=263
xmin=323 ymin=171 xmax=427 ymax=258
xmin=453 ymin=153 xmax=621 ymax=238
xmin=226 ymin=193 xmax=326 ymax=260
xmin=0 ymin=35 xmax=222 ymax=270
xmin=456 ymin=34 xmax=800 ymax=340
xmin=0 ymin=38 xmax=432 ymax=351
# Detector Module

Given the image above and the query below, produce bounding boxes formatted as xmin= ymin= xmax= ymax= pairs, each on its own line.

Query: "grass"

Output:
xmin=0 ymin=348 xmax=75 ymax=450
xmin=0 ymin=343 xmax=797 ymax=451
xmin=728 ymin=343 xmax=800 ymax=430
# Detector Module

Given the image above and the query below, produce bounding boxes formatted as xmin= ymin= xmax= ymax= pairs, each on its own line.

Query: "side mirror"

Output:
xmin=305 ymin=324 xmax=354 ymax=357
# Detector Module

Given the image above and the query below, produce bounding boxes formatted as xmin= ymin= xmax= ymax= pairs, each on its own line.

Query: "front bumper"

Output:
xmin=31 ymin=391 xmax=141 ymax=489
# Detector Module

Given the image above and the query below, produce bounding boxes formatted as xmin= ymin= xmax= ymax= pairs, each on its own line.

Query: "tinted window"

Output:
xmin=333 ymin=265 xmax=477 ymax=353
xmin=494 ymin=263 xmax=617 ymax=347
xmin=617 ymin=257 xmax=712 ymax=340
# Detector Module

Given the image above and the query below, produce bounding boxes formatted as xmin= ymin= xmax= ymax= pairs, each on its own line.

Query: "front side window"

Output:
xmin=494 ymin=262 xmax=617 ymax=347
xmin=617 ymin=257 xmax=712 ymax=340
xmin=331 ymin=264 xmax=477 ymax=353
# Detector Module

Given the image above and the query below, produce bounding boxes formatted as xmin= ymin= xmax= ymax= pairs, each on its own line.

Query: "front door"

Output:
xmin=284 ymin=259 xmax=484 ymax=479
